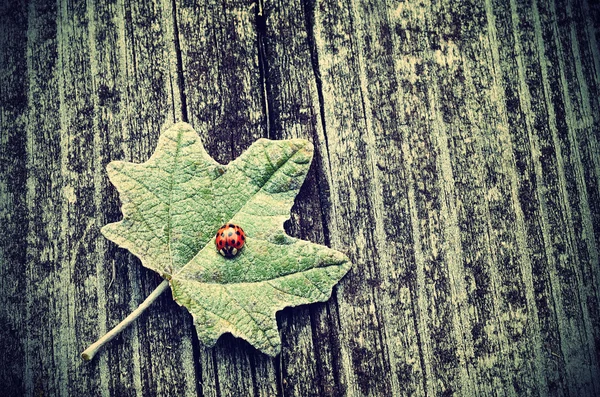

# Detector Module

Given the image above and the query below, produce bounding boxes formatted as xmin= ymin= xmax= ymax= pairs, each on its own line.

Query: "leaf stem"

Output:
xmin=81 ymin=279 xmax=170 ymax=361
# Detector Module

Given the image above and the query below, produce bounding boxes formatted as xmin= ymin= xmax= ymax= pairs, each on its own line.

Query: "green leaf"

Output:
xmin=102 ymin=122 xmax=351 ymax=356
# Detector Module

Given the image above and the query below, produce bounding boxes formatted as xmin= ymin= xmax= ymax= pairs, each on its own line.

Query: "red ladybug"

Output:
xmin=215 ymin=224 xmax=246 ymax=257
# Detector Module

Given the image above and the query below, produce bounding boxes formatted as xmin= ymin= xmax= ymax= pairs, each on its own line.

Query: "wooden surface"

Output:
xmin=1 ymin=0 xmax=600 ymax=395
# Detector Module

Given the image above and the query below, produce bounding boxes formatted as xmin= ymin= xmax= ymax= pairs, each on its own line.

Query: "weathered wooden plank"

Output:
xmin=490 ymin=0 xmax=567 ymax=393
xmin=174 ymin=1 xmax=277 ymax=396
xmin=407 ymin=0 xmax=551 ymax=394
xmin=262 ymin=0 xmax=347 ymax=395
xmin=432 ymin=0 xmax=566 ymax=393
xmin=550 ymin=0 xmax=600 ymax=382
xmin=19 ymin=0 xmax=197 ymax=396
xmin=84 ymin=0 xmax=198 ymax=396
xmin=519 ymin=0 xmax=598 ymax=394
xmin=482 ymin=1 xmax=550 ymax=394
xmin=305 ymin=1 xmax=408 ymax=395
xmin=23 ymin=2 xmax=70 ymax=395
xmin=489 ymin=0 xmax=600 ymax=395
xmin=0 ymin=0 xmax=28 ymax=395
xmin=85 ymin=2 xmax=137 ymax=394
xmin=308 ymin=0 xmax=497 ymax=395
xmin=350 ymin=1 xmax=486 ymax=394
xmin=381 ymin=1 xmax=499 ymax=394
xmin=176 ymin=0 xmax=266 ymax=163
xmin=87 ymin=0 xmax=201 ymax=395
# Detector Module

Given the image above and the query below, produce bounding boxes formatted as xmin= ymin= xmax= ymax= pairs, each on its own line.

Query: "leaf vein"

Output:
xmin=265 ymin=280 xmax=309 ymax=300
xmin=167 ymin=129 xmax=184 ymax=272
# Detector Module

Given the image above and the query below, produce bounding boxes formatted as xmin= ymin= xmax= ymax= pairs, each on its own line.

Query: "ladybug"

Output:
xmin=215 ymin=223 xmax=246 ymax=257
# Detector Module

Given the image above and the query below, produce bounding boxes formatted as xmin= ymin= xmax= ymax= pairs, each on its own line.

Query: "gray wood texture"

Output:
xmin=1 ymin=0 xmax=599 ymax=395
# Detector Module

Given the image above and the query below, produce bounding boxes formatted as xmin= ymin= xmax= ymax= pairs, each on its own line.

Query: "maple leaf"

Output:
xmin=83 ymin=122 xmax=351 ymax=359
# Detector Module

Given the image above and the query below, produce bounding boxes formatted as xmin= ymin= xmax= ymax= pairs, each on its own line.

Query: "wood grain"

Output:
xmin=1 ymin=0 xmax=599 ymax=395
xmin=0 ymin=0 xmax=28 ymax=395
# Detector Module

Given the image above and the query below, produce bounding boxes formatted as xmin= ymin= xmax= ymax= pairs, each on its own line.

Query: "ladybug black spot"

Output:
xmin=228 ymin=224 xmax=234 ymax=228
xmin=236 ymin=231 xmax=240 ymax=235
xmin=241 ymin=235 xmax=245 ymax=241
